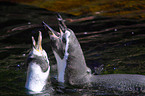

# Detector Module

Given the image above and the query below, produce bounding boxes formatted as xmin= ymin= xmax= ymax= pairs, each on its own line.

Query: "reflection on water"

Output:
xmin=0 ymin=1 xmax=145 ymax=95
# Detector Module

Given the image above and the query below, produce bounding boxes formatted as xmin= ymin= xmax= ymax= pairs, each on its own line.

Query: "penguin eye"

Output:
xmin=62 ymin=37 xmax=66 ymax=43
xmin=87 ymin=69 xmax=91 ymax=74
xmin=87 ymin=71 xmax=90 ymax=74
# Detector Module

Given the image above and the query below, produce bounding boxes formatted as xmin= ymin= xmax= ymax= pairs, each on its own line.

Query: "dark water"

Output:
xmin=0 ymin=1 xmax=145 ymax=95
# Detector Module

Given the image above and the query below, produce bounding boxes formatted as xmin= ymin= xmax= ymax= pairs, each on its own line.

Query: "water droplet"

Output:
xmin=28 ymin=22 xmax=31 ymax=24
xmin=84 ymin=32 xmax=88 ymax=34
xmin=22 ymin=54 xmax=26 ymax=56
xmin=132 ymin=32 xmax=134 ymax=34
xmin=114 ymin=29 xmax=117 ymax=31
xmin=114 ymin=67 xmax=116 ymax=70
xmin=17 ymin=64 xmax=20 ymax=67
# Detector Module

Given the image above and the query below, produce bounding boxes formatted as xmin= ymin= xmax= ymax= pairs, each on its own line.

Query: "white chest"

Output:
xmin=53 ymin=51 xmax=67 ymax=83
xmin=25 ymin=62 xmax=50 ymax=93
xmin=53 ymin=30 xmax=70 ymax=83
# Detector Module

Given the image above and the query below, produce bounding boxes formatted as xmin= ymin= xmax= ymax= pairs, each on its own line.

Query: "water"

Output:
xmin=0 ymin=1 xmax=145 ymax=95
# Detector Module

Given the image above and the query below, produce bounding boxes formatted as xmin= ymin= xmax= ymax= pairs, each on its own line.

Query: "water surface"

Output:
xmin=0 ymin=2 xmax=145 ymax=95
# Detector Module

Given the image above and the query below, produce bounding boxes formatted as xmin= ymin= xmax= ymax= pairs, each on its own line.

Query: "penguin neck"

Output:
xmin=27 ymin=55 xmax=49 ymax=72
xmin=53 ymin=51 xmax=67 ymax=83
xmin=53 ymin=31 xmax=70 ymax=83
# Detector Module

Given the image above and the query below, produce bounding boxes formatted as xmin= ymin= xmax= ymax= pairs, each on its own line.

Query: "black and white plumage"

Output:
xmin=25 ymin=31 xmax=50 ymax=93
xmin=43 ymin=14 xmax=145 ymax=93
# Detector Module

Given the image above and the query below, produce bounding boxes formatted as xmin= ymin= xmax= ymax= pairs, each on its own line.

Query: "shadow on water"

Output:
xmin=0 ymin=1 xmax=145 ymax=95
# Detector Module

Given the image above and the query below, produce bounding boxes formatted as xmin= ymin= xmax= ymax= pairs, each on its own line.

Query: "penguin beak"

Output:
xmin=37 ymin=31 xmax=43 ymax=52
xmin=57 ymin=13 xmax=67 ymax=32
xmin=42 ymin=21 xmax=59 ymax=38
xmin=42 ymin=13 xmax=67 ymax=37
xmin=32 ymin=31 xmax=43 ymax=52
xmin=43 ymin=14 xmax=68 ymax=41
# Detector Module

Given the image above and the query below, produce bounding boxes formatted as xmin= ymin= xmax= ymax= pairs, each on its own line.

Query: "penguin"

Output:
xmin=25 ymin=31 xmax=50 ymax=93
xmin=43 ymin=14 xmax=145 ymax=93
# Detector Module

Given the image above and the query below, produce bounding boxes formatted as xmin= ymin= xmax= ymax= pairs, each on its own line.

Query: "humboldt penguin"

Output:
xmin=25 ymin=31 xmax=50 ymax=93
xmin=43 ymin=14 xmax=145 ymax=93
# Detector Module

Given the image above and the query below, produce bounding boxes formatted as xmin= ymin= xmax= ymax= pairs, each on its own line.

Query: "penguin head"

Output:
xmin=42 ymin=18 xmax=71 ymax=59
xmin=27 ymin=31 xmax=49 ymax=67
xmin=29 ymin=31 xmax=48 ymax=59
